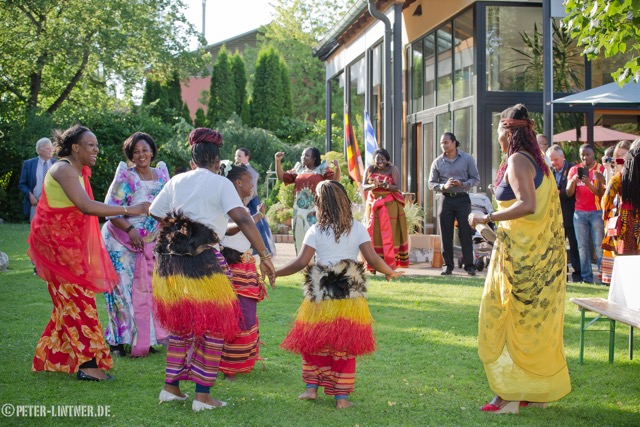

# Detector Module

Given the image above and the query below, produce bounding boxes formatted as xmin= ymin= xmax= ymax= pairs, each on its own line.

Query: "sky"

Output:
xmin=183 ymin=0 xmax=276 ymax=48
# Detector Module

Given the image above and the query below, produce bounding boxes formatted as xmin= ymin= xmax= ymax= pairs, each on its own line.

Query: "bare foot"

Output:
xmin=298 ymin=389 xmax=318 ymax=400
xmin=224 ymin=374 xmax=236 ymax=382
xmin=195 ymin=392 xmax=225 ymax=407
xmin=79 ymin=368 xmax=109 ymax=380
xmin=163 ymin=384 xmax=187 ymax=399
xmin=336 ymin=399 xmax=353 ymax=409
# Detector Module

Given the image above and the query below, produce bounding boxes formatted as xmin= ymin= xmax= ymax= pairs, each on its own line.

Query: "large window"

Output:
xmin=411 ymin=42 xmax=423 ymax=112
xmin=437 ymin=24 xmax=453 ymax=105
xmin=423 ymin=34 xmax=436 ymax=110
xmin=453 ymin=107 xmax=473 ymax=155
xmin=330 ymin=72 xmax=344 ymax=152
xmin=370 ymin=43 xmax=384 ymax=143
xmin=486 ymin=6 xmax=543 ymax=91
xmin=349 ymin=56 xmax=366 ymax=151
xmin=407 ymin=9 xmax=474 ymax=113
xmin=436 ymin=112 xmax=451 ymax=140
xmin=453 ymin=10 xmax=474 ymax=100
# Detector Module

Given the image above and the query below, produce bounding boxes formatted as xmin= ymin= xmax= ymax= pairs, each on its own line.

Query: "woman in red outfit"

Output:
xmin=363 ymin=148 xmax=409 ymax=271
xmin=29 ymin=125 xmax=149 ymax=381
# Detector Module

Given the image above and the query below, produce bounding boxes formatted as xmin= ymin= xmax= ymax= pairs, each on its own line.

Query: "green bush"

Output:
xmin=265 ymin=201 xmax=292 ymax=234
xmin=277 ymin=179 xmax=295 ymax=208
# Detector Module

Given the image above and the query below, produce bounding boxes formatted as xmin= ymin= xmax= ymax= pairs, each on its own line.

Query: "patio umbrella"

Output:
xmin=552 ymin=126 xmax=639 ymax=143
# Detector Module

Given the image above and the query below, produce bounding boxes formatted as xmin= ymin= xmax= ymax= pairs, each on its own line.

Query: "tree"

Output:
xmin=261 ymin=0 xmax=356 ymax=121
xmin=0 ymin=0 xmax=207 ymax=120
xmin=231 ymin=53 xmax=248 ymax=121
xmin=280 ymin=62 xmax=294 ymax=118
xmin=251 ymin=47 xmax=288 ymax=131
xmin=207 ymin=46 xmax=236 ymax=125
xmin=181 ymin=103 xmax=192 ymax=126
xmin=165 ymin=72 xmax=184 ymax=116
xmin=194 ymin=107 xmax=207 ymax=128
xmin=564 ymin=0 xmax=640 ymax=84
xmin=142 ymin=78 xmax=170 ymax=121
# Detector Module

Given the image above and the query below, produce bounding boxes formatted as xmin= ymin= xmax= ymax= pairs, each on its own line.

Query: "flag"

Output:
xmin=364 ymin=110 xmax=378 ymax=167
xmin=345 ymin=112 xmax=364 ymax=183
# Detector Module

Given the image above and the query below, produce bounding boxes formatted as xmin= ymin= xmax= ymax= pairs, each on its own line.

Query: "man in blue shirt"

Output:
xmin=428 ymin=132 xmax=480 ymax=276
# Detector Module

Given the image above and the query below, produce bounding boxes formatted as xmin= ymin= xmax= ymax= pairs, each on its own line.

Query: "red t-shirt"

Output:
xmin=568 ymin=163 xmax=605 ymax=211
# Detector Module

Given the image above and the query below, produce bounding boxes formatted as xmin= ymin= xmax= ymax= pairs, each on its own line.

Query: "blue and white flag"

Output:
xmin=364 ymin=110 xmax=378 ymax=167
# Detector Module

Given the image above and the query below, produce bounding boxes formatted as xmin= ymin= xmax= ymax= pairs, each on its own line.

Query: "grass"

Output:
xmin=1 ymin=222 xmax=639 ymax=426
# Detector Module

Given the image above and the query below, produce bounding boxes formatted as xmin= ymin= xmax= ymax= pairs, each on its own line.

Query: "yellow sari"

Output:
xmin=479 ymin=173 xmax=571 ymax=402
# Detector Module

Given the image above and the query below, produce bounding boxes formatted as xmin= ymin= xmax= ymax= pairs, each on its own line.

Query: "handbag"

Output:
xmin=606 ymin=215 xmax=621 ymax=237
xmin=606 ymin=194 xmax=621 ymax=237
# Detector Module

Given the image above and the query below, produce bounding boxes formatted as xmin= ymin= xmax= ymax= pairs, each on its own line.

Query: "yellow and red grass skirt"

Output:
xmin=280 ymin=260 xmax=375 ymax=356
xmin=152 ymin=214 xmax=240 ymax=340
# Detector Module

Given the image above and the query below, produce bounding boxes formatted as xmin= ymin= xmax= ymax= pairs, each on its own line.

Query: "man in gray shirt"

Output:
xmin=428 ymin=132 xmax=480 ymax=276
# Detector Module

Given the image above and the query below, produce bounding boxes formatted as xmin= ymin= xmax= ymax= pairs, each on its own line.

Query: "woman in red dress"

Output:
xmin=363 ymin=148 xmax=409 ymax=271
xmin=274 ymin=147 xmax=339 ymax=254
xmin=28 ymin=125 xmax=149 ymax=381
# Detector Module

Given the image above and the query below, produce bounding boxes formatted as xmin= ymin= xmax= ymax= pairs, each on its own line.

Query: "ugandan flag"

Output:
xmin=345 ymin=112 xmax=364 ymax=183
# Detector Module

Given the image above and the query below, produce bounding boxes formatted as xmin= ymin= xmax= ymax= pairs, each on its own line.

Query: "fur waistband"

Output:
xmin=155 ymin=212 xmax=220 ymax=256
xmin=302 ymin=260 xmax=367 ymax=303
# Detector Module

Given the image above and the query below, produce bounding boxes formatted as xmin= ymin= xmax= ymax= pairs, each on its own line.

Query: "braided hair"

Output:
xmin=53 ymin=125 xmax=91 ymax=157
xmin=621 ymin=142 xmax=640 ymax=210
xmin=189 ymin=128 xmax=223 ymax=168
xmin=495 ymin=104 xmax=550 ymax=186
xmin=226 ymin=164 xmax=250 ymax=182
xmin=314 ymin=181 xmax=353 ymax=242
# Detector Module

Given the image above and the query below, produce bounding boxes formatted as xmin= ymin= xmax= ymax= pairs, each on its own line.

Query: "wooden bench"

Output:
xmin=570 ymin=297 xmax=640 ymax=364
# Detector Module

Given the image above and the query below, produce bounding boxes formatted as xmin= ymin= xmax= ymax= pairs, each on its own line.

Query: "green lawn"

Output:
xmin=1 ymin=223 xmax=638 ymax=426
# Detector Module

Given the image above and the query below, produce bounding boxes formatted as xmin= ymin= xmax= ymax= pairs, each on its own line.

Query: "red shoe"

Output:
xmin=481 ymin=401 xmax=520 ymax=414
xmin=520 ymin=401 xmax=548 ymax=408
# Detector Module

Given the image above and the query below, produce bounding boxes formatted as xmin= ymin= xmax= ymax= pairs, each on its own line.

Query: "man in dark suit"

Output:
xmin=547 ymin=144 xmax=581 ymax=282
xmin=18 ymin=137 xmax=55 ymax=221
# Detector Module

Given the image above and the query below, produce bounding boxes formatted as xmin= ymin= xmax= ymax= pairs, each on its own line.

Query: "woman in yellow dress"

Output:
xmin=469 ymin=104 xmax=571 ymax=414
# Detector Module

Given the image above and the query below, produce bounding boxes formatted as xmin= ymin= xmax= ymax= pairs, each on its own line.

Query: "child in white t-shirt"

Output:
xmin=275 ymin=180 xmax=402 ymax=409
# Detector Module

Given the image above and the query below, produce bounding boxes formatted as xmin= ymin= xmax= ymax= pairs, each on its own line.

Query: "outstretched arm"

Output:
xmin=275 ymin=244 xmax=315 ymax=277
xmin=360 ymin=242 xmax=403 ymax=281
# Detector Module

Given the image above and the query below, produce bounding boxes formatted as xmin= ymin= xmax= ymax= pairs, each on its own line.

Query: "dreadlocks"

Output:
xmin=314 ymin=181 xmax=353 ymax=243
xmin=621 ymin=143 xmax=640 ymax=211
xmin=495 ymin=104 xmax=550 ymax=186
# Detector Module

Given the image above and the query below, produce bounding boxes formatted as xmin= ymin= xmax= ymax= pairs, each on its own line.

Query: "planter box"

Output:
xmin=408 ymin=234 xmax=443 ymax=266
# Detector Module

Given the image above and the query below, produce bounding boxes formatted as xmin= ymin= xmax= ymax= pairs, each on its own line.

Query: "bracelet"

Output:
xmin=123 ymin=206 xmax=128 ymax=215
xmin=488 ymin=212 xmax=493 ymax=222
xmin=125 ymin=225 xmax=135 ymax=233
xmin=258 ymin=249 xmax=271 ymax=259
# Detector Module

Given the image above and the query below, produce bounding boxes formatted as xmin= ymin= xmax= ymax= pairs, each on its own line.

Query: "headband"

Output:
xmin=315 ymin=180 xmax=330 ymax=196
xmin=219 ymin=160 xmax=232 ymax=177
xmin=188 ymin=128 xmax=223 ymax=147
xmin=500 ymin=118 xmax=534 ymax=130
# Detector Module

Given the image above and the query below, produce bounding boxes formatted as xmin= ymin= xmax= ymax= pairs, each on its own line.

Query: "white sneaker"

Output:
xmin=192 ymin=399 xmax=227 ymax=411
xmin=159 ymin=389 xmax=188 ymax=402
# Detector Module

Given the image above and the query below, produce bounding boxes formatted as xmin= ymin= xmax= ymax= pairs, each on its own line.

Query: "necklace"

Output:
xmin=135 ymin=167 xmax=154 ymax=181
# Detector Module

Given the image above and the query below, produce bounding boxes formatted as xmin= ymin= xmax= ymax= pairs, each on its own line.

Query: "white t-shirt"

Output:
xmin=150 ymin=168 xmax=244 ymax=239
xmin=302 ymin=220 xmax=371 ymax=266
xmin=221 ymin=207 xmax=251 ymax=253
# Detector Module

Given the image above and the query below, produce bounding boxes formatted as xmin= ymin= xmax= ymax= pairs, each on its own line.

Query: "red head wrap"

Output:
xmin=188 ymin=128 xmax=223 ymax=147
xmin=500 ymin=118 xmax=534 ymax=131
